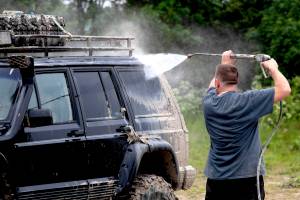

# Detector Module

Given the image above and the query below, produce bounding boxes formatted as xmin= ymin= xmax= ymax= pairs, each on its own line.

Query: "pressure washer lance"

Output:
xmin=187 ymin=52 xmax=283 ymax=200
xmin=187 ymin=53 xmax=271 ymax=78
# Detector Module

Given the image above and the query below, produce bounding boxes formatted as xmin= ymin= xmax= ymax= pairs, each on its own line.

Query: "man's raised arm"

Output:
xmin=261 ymin=59 xmax=291 ymax=102
xmin=208 ymin=77 xmax=216 ymax=88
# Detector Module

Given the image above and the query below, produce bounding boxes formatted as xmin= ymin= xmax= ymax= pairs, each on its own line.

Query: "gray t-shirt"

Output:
xmin=203 ymin=87 xmax=274 ymax=179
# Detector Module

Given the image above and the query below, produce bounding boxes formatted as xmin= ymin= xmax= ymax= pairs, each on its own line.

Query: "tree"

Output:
xmin=254 ymin=0 xmax=300 ymax=77
xmin=218 ymin=0 xmax=272 ymax=31
xmin=0 ymin=0 xmax=65 ymax=14
xmin=126 ymin=0 xmax=223 ymax=26
xmin=65 ymin=0 xmax=125 ymax=34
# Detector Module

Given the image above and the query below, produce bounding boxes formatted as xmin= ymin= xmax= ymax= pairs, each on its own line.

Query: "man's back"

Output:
xmin=203 ymin=87 xmax=274 ymax=179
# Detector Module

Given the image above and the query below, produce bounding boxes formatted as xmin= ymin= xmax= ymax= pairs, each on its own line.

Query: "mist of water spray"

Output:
xmin=135 ymin=53 xmax=188 ymax=79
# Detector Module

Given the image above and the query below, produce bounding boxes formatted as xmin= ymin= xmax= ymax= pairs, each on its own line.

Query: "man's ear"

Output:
xmin=215 ymin=78 xmax=221 ymax=88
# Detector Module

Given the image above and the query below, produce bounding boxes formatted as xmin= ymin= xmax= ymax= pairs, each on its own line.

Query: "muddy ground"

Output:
xmin=176 ymin=174 xmax=300 ymax=200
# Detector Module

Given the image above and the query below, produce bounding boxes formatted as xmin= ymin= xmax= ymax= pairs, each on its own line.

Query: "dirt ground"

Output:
xmin=176 ymin=175 xmax=300 ymax=200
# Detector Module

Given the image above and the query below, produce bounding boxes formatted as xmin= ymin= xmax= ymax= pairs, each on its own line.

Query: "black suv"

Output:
xmin=0 ymin=11 xmax=196 ymax=199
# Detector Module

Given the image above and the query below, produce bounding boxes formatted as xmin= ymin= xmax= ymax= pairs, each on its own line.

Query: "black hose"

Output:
xmin=257 ymin=101 xmax=283 ymax=200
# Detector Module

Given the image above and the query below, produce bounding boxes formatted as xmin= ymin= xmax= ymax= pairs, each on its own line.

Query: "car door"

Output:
xmin=12 ymin=68 xmax=86 ymax=187
xmin=72 ymin=67 xmax=129 ymax=178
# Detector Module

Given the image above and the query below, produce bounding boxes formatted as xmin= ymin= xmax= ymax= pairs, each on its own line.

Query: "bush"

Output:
xmin=262 ymin=76 xmax=300 ymax=128
xmin=172 ymin=81 xmax=204 ymax=117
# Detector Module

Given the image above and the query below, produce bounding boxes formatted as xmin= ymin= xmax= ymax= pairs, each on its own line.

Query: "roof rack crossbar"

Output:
xmin=14 ymin=34 xmax=135 ymax=40
xmin=0 ymin=47 xmax=134 ymax=52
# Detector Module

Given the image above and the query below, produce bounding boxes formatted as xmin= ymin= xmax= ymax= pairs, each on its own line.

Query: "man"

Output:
xmin=203 ymin=50 xmax=291 ymax=200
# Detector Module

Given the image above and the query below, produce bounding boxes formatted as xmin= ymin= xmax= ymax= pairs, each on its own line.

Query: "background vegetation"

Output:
xmin=1 ymin=0 xmax=299 ymax=198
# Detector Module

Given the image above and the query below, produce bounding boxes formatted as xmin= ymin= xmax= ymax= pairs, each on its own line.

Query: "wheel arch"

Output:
xmin=138 ymin=150 xmax=178 ymax=188
xmin=116 ymin=139 xmax=179 ymax=194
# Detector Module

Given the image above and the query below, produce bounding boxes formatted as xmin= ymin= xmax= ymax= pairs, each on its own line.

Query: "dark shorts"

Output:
xmin=205 ymin=176 xmax=265 ymax=200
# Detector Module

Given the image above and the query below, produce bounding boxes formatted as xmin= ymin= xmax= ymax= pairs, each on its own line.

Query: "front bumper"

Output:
xmin=178 ymin=165 xmax=197 ymax=189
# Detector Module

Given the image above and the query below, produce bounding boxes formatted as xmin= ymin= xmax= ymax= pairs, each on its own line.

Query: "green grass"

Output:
xmin=260 ymin=120 xmax=300 ymax=177
xmin=185 ymin=113 xmax=209 ymax=169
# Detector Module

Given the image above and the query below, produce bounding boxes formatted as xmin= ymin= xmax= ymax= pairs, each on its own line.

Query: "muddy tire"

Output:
xmin=128 ymin=174 xmax=177 ymax=200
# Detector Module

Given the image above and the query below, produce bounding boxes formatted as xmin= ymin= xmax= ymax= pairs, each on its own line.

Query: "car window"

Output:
xmin=119 ymin=70 xmax=170 ymax=117
xmin=74 ymin=71 xmax=122 ymax=120
xmin=100 ymin=72 xmax=122 ymax=118
xmin=0 ymin=68 xmax=21 ymax=120
xmin=28 ymin=88 xmax=38 ymax=110
xmin=35 ymin=73 xmax=74 ymax=124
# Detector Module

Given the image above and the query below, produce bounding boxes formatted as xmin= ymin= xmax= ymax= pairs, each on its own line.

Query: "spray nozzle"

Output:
xmin=187 ymin=54 xmax=194 ymax=59
xmin=254 ymin=54 xmax=271 ymax=62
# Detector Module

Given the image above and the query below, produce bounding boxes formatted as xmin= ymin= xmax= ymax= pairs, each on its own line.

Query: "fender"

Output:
xmin=116 ymin=138 xmax=179 ymax=194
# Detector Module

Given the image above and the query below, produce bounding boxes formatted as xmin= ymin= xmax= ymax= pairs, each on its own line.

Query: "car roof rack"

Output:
xmin=0 ymin=11 xmax=134 ymax=58
xmin=0 ymin=33 xmax=134 ymax=57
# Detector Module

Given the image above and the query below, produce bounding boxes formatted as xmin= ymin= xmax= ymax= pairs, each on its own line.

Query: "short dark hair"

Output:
xmin=215 ymin=64 xmax=238 ymax=85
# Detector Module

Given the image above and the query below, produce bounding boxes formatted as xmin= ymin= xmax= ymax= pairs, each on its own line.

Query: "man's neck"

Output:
xmin=217 ymin=84 xmax=238 ymax=95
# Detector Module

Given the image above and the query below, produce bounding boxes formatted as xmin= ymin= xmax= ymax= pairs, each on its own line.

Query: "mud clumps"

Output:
xmin=0 ymin=11 xmax=66 ymax=46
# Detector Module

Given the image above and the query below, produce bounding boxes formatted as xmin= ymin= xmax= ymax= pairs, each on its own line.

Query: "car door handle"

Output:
xmin=116 ymin=125 xmax=132 ymax=133
xmin=67 ymin=130 xmax=85 ymax=137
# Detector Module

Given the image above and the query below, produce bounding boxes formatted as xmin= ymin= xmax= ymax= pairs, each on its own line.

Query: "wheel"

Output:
xmin=128 ymin=174 xmax=178 ymax=200
xmin=0 ymin=172 xmax=12 ymax=200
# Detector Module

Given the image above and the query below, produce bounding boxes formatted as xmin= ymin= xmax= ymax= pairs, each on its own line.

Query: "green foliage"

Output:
xmin=261 ymin=76 xmax=300 ymax=128
xmin=219 ymin=0 xmax=272 ymax=31
xmin=127 ymin=0 xmax=223 ymax=26
xmin=156 ymin=0 xmax=190 ymax=25
xmin=253 ymin=0 xmax=300 ymax=77
xmin=216 ymin=0 xmax=300 ymax=78
xmin=283 ymin=76 xmax=300 ymax=120
xmin=130 ymin=0 xmax=187 ymax=25
xmin=137 ymin=6 xmax=202 ymax=50
xmin=212 ymin=0 xmax=300 ymax=78
xmin=0 ymin=0 xmax=65 ymax=14
xmin=219 ymin=0 xmax=300 ymax=78
xmin=172 ymin=81 xmax=203 ymax=117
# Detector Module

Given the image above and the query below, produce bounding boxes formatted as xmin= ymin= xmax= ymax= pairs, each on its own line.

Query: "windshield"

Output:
xmin=0 ymin=68 xmax=21 ymax=121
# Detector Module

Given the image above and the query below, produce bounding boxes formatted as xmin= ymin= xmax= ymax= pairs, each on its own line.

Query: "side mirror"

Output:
xmin=28 ymin=108 xmax=53 ymax=127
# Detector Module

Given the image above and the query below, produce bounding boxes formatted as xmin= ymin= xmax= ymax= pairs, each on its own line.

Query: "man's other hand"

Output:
xmin=261 ymin=58 xmax=279 ymax=76
xmin=261 ymin=58 xmax=291 ymax=102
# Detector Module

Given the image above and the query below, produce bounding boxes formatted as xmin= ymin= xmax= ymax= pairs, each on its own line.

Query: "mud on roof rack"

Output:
xmin=0 ymin=33 xmax=134 ymax=57
xmin=0 ymin=11 xmax=134 ymax=57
